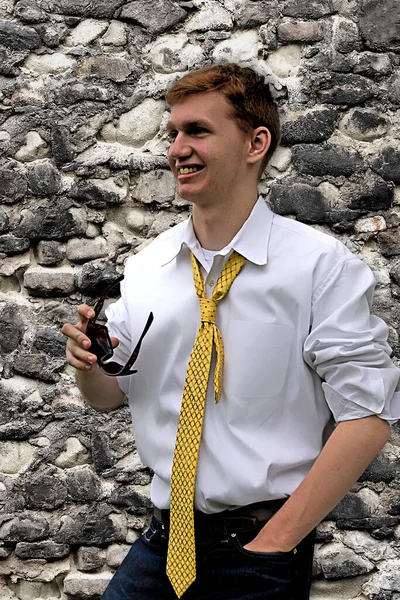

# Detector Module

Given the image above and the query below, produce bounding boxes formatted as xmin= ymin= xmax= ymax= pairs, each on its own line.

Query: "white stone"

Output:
xmin=149 ymin=212 xmax=187 ymax=237
xmin=54 ymin=437 xmax=90 ymax=468
xmin=30 ymin=437 xmax=50 ymax=448
xmin=266 ymin=45 xmax=302 ymax=78
xmin=102 ymin=21 xmax=127 ymax=46
xmin=66 ymin=236 xmax=108 ymax=263
xmin=106 ymin=544 xmax=131 ymax=568
xmin=8 ymin=579 xmax=60 ymax=600
xmin=14 ymin=131 xmax=50 ymax=162
xmin=356 ymin=487 xmax=381 ymax=514
xmin=126 ymin=529 xmax=141 ymax=544
xmin=0 ymin=0 xmax=12 ymax=17
xmin=269 ymin=147 xmax=292 ymax=172
xmin=23 ymin=267 xmax=75 ymax=294
xmin=342 ymin=530 xmax=389 ymax=562
xmin=147 ymin=32 xmax=204 ymax=74
xmin=133 ymin=170 xmax=176 ymax=204
xmin=355 ymin=216 xmax=387 ymax=233
xmin=0 ymin=131 xmax=10 ymax=142
xmin=65 ymin=19 xmax=109 ymax=46
xmin=186 ymin=1 xmax=233 ymax=32
xmin=86 ymin=223 xmax=100 ymax=238
xmin=394 ymin=186 xmax=400 ymax=205
xmin=24 ymin=53 xmax=76 ymax=75
xmin=363 ymin=559 xmax=400 ymax=594
xmin=213 ymin=30 xmax=259 ymax=64
xmin=126 ymin=207 xmax=155 ymax=234
xmin=0 ymin=442 xmax=35 ymax=475
xmin=0 ymin=252 xmax=30 ymax=277
xmin=100 ymin=99 xmax=166 ymax=147
xmin=0 ymin=556 xmax=70 ymax=582
xmin=63 ymin=572 xmax=112 ymax=596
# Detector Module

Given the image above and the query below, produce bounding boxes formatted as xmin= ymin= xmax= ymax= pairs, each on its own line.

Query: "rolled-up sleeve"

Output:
xmin=303 ymin=256 xmax=400 ymax=424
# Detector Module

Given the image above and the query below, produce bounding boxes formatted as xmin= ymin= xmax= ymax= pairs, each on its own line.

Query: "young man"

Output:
xmin=62 ymin=63 xmax=400 ymax=599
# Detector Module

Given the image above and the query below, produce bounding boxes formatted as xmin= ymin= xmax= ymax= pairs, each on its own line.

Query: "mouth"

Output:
xmin=176 ymin=165 xmax=205 ymax=176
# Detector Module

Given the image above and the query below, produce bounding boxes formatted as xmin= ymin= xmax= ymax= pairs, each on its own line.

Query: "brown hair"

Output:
xmin=166 ymin=63 xmax=280 ymax=173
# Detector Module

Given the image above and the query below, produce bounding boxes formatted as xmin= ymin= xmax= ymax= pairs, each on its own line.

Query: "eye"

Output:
xmin=189 ymin=126 xmax=208 ymax=136
xmin=167 ymin=130 xmax=178 ymax=142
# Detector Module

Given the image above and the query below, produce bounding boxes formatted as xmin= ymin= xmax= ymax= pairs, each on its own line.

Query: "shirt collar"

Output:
xmin=160 ymin=196 xmax=273 ymax=267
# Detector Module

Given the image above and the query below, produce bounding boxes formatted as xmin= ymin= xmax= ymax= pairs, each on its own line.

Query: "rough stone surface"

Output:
xmin=359 ymin=0 xmax=400 ymax=52
xmin=277 ymin=20 xmax=324 ymax=42
xmin=281 ymin=108 xmax=338 ymax=144
xmin=292 ymin=144 xmax=365 ymax=177
xmin=77 ymin=546 xmax=105 ymax=572
xmin=119 ymin=0 xmax=187 ymax=34
xmin=339 ymin=108 xmax=389 ymax=141
xmin=15 ymin=541 xmax=70 ymax=560
xmin=372 ymin=148 xmax=400 ymax=185
xmin=23 ymin=267 xmax=75 ymax=296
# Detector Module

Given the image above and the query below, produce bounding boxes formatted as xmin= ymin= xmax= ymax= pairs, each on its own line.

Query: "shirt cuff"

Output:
xmin=323 ymin=382 xmax=400 ymax=425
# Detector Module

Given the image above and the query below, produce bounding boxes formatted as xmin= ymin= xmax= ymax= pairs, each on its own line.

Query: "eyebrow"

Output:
xmin=166 ymin=118 xmax=213 ymax=132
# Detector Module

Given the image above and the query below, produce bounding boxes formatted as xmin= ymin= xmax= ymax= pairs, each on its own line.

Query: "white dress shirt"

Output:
xmin=106 ymin=198 xmax=400 ymax=513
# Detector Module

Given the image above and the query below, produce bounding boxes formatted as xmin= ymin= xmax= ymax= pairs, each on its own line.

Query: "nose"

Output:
xmin=168 ymin=132 xmax=192 ymax=162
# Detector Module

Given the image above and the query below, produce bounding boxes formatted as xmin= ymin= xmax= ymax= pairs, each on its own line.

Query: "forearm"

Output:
xmin=251 ymin=416 xmax=390 ymax=551
xmin=76 ymin=365 xmax=125 ymax=411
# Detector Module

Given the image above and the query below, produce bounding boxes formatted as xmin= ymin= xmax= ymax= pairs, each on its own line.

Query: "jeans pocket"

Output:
xmin=141 ymin=517 xmax=166 ymax=545
xmin=231 ymin=533 xmax=297 ymax=563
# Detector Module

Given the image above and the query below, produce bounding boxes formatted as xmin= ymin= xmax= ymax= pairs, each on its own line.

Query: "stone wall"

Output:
xmin=0 ymin=0 xmax=400 ymax=598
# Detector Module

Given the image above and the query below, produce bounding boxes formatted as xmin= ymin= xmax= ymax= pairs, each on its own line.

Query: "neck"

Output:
xmin=191 ymin=192 xmax=258 ymax=251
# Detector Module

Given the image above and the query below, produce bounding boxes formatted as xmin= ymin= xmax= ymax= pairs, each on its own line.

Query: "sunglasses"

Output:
xmin=86 ymin=275 xmax=154 ymax=376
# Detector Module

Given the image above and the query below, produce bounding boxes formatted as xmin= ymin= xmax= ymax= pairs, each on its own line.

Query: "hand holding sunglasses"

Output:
xmin=85 ymin=275 xmax=154 ymax=376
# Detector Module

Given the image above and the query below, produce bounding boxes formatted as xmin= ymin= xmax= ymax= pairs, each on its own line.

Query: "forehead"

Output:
xmin=167 ymin=91 xmax=235 ymax=129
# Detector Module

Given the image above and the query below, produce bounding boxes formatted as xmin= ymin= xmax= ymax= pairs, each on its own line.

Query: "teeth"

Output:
xmin=178 ymin=167 xmax=202 ymax=174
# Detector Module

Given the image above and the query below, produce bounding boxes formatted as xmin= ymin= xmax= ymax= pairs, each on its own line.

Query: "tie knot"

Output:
xmin=199 ymin=298 xmax=217 ymax=324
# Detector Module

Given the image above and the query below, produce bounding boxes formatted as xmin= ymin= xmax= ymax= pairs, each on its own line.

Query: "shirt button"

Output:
xmin=208 ymin=280 xmax=215 ymax=286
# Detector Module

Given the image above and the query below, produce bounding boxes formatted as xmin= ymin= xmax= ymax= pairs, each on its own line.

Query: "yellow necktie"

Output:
xmin=166 ymin=250 xmax=246 ymax=598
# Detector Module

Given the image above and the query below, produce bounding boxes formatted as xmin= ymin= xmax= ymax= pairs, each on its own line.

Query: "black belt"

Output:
xmin=153 ymin=498 xmax=287 ymax=536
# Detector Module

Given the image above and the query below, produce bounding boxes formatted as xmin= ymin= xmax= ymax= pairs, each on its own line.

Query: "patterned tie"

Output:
xmin=166 ymin=250 xmax=246 ymax=598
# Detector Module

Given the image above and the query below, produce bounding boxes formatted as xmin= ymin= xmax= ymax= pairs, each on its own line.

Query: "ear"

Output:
xmin=247 ymin=127 xmax=271 ymax=166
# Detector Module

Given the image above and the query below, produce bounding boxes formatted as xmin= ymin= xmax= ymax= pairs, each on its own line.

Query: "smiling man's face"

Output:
xmin=167 ymin=91 xmax=251 ymax=207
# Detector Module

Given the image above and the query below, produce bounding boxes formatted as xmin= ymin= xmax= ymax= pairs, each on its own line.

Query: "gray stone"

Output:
xmin=48 ymin=0 xmax=125 ymax=18
xmin=51 ymin=125 xmax=74 ymax=166
xmin=340 ymin=108 xmax=389 ymax=142
xmin=353 ymin=52 xmax=392 ymax=77
xmin=34 ymin=327 xmax=67 ymax=357
xmin=78 ymin=56 xmax=134 ymax=83
xmin=0 ymin=235 xmax=30 ymax=255
xmin=110 ymin=486 xmax=152 ymax=514
xmin=26 ymin=161 xmax=61 ymax=196
xmin=0 ymin=513 xmax=49 ymax=542
xmin=389 ymin=70 xmax=400 ymax=104
xmin=37 ymin=240 xmax=66 ymax=265
xmin=342 ymin=175 xmax=393 ymax=211
xmin=77 ymin=546 xmax=105 ymax=571
xmin=0 ymin=21 xmax=41 ymax=51
xmin=269 ymin=182 xmax=326 ymax=223
xmin=0 ymin=209 xmax=9 ymax=233
xmin=317 ymin=73 xmax=375 ymax=105
xmin=13 ymin=352 xmax=65 ymax=382
xmin=70 ymin=180 xmax=125 ymax=209
xmin=66 ymin=237 xmax=108 ymax=263
xmin=0 ymin=163 xmax=27 ymax=204
xmin=55 ymin=504 xmax=126 ymax=545
xmin=281 ymin=108 xmax=338 ymax=145
xmin=34 ymin=21 xmax=69 ymax=47
xmin=292 ymin=144 xmax=365 ymax=177
xmin=63 ymin=572 xmax=112 ymax=598
xmin=372 ymin=147 xmax=400 ymax=184
xmin=318 ymin=542 xmax=374 ymax=579
xmin=23 ymin=267 xmax=75 ymax=297
xmin=67 ymin=466 xmax=101 ymax=502
xmin=75 ymin=260 xmax=121 ymax=296
xmin=277 ymin=20 xmax=324 ymax=42
xmin=133 ymin=170 xmax=176 ymax=205
xmin=14 ymin=0 xmax=48 ymax=23
xmin=283 ymin=0 xmax=334 ymax=19
xmin=18 ymin=200 xmax=86 ymax=240
xmin=0 ymin=305 xmax=24 ymax=353
xmin=119 ymin=0 xmax=187 ymax=34
xmin=106 ymin=543 xmax=130 ymax=568
xmin=15 ymin=540 xmax=70 ymax=560
xmin=91 ymin=431 xmax=114 ymax=474
xmin=379 ymin=230 xmax=400 ymax=258
xmin=332 ymin=17 xmax=360 ymax=53
xmin=236 ymin=0 xmax=278 ymax=28
xmin=23 ymin=467 xmax=67 ymax=510
xmin=0 ymin=46 xmax=29 ymax=76
xmin=55 ymin=82 xmax=111 ymax=106
xmin=360 ymin=0 xmax=400 ymax=52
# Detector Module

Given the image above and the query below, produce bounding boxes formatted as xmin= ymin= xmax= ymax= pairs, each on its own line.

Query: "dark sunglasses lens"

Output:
xmin=87 ymin=323 xmax=113 ymax=361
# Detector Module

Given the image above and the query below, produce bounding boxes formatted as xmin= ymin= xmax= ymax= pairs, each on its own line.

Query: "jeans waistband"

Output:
xmin=153 ymin=498 xmax=287 ymax=536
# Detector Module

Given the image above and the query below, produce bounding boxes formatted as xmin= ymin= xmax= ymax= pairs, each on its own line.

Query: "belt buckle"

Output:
xmin=226 ymin=515 xmax=259 ymax=533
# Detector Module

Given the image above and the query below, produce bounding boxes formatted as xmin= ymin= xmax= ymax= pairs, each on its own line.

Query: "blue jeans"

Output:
xmin=102 ymin=516 xmax=315 ymax=599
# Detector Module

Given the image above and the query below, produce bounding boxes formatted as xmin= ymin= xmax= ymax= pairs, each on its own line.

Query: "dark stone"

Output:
xmin=359 ymin=454 xmax=399 ymax=483
xmin=390 ymin=267 xmax=400 ymax=287
xmin=0 ymin=234 xmax=30 ymax=255
xmin=333 ymin=19 xmax=361 ymax=54
xmin=0 ymin=209 xmax=9 ymax=233
xmin=48 ymin=0 xmax=125 ymax=18
xmin=344 ymin=177 xmax=393 ymax=211
xmin=51 ymin=126 xmax=74 ymax=167
xmin=378 ymin=230 xmax=400 ymax=257
xmin=292 ymin=144 xmax=365 ymax=177
xmin=75 ymin=260 xmax=121 ymax=296
xmin=14 ymin=1 xmax=49 ymax=23
xmin=55 ymin=504 xmax=126 ymax=545
xmin=1 ymin=513 xmax=50 ymax=542
xmin=317 ymin=73 xmax=375 ymax=105
xmin=353 ymin=52 xmax=393 ymax=78
xmin=283 ymin=0 xmax=334 ymax=19
xmin=34 ymin=22 xmax=69 ymax=48
xmin=119 ymin=0 xmax=187 ymax=35
xmin=18 ymin=200 xmax=86 ymax=240
xmin=70 ymin=180 xmax=124 ymax=209
xmin=91 ymin=431 xmax=114 ymax=473
xmin=15 ymin=541 xmax=70 ymax=560
xmin=13 ymin=352 xmax=64 ymax=383
xmin=55 ymin=83 xmax=111 ymax=106
xmin=37 ymin=240 xmax=66 ymax=265
xmin=342 ymin=108 xmax=389 ymax=141
xmin=23 ymin=468 xmax=67 ymax=510
xmin=0 ymin=46 xmax=29 ymax=76
xmin=328 ymin=492 xmax=371 ymax=521
xmin=67 ymin=467 xmax=101 ymax=502
xmin=0 ymin=163 xmax=27 ymax=204
xmin=321 ymin=550 xmax=373 ymax=579
xmin=236 ymin=1 xmax=279 ymax=28
xmin=335 ymin=515 xmax=400 ymax=531
xmin=269 ymin=183 xmax=326 ymax=223
xmin=77 ymin=546 xmax=105 ymax=571
xmin=34 ymin=327 xmax=66 ymax=357
xmin=110 ymin=486 xmax=153 ymax=514
xmin=371 ymin=147 xmax=400 ymax=184
xmin=27 ymin=161 xmax=61 ymax=196
xmin=0 ymin=305 xmax=25 ymax=354
xmin=281 ymin=108 xmax=338 ymax=145
xmin=0 ymin=22 xmax=41 ymax=51
xmin=359 ymin=0 xmax=400 ymax=52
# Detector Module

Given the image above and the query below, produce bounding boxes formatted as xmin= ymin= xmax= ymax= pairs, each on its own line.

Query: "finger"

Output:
xmin=110 ymin=336 xmax=120 ymax=349
xmin=76 ymin=304 xmax=96 ymax=330
xmin=61 ymin=323 xmax=92 ymax=349
xmin=66 ymin=343 xmax=98 ymax=371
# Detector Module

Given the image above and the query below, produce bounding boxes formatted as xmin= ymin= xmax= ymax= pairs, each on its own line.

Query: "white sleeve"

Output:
xmin=303 ymin=256 xmax=400 ymax=424
xmin=105 ymin=276 xmax=131 ymax=396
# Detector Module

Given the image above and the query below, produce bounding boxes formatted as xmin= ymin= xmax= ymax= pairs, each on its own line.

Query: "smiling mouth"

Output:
xmin=177 ymin=166 xmax=204 ymax=175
